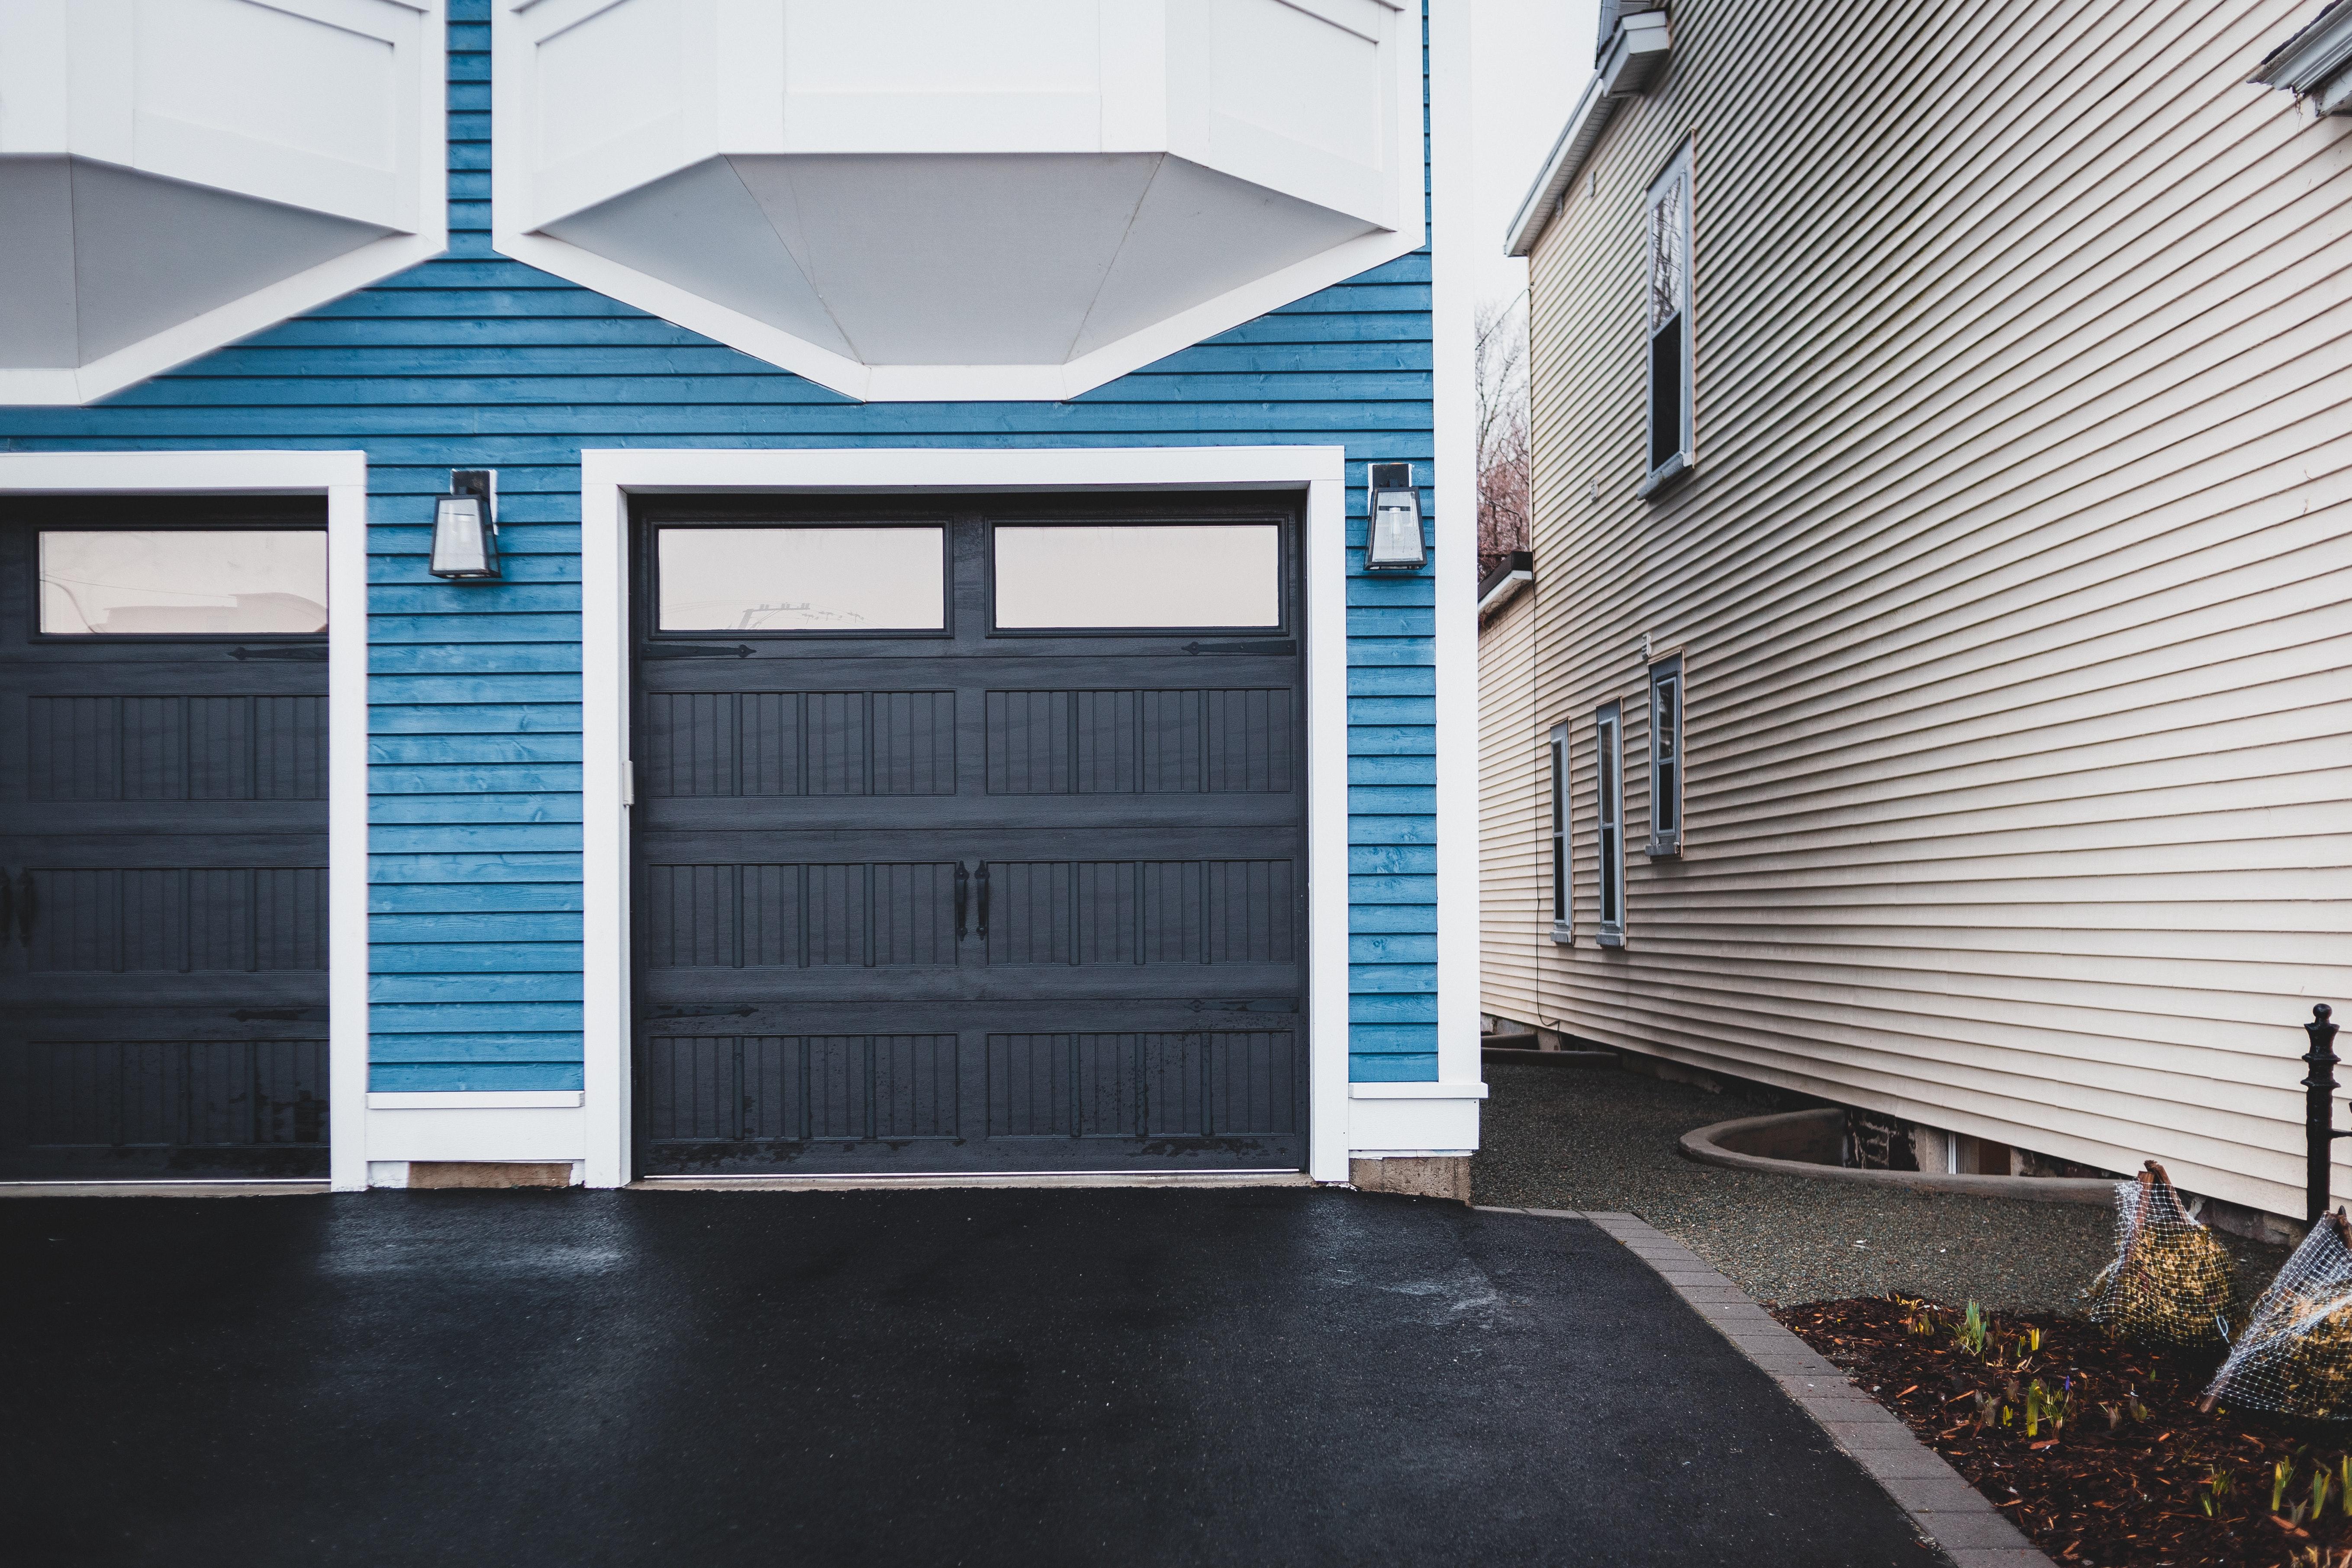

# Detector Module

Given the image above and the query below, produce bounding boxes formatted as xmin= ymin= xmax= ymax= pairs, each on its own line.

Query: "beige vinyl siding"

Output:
xmin=1479 ymin=588 xmax=1545 ymax=1026
xmin=1508 ymin=0 xmax=2352 ymax=1218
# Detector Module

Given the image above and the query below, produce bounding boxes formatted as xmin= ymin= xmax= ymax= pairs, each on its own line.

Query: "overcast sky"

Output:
xmin=1469 ymin=0 xmax=1602 ymax=315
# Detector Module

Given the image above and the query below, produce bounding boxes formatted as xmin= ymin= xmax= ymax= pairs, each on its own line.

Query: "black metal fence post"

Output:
xmin=2304 ymin=1003 xmax=2344 ymax=1227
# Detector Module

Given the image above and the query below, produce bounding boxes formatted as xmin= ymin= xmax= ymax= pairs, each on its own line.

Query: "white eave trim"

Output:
xmin=1476 ymin=567 xmax=1532 ymax=616
xmin=2253 ymin=1 xmax=2352 ymax=109
xmin=1502 ymin=11 xmax=1672 ymax=258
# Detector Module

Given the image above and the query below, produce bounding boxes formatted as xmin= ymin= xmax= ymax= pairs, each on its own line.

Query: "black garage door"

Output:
xmin=632 ymin=494 xmax=1307 ymax=1175
xmin=0 ymin=499 xmax=330 ymax=1181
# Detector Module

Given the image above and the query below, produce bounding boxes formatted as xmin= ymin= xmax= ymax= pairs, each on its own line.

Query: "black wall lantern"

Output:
xmin=429 ymin=469 xmax=500 ymax=580
xmin=1363 ymin=461 xmax=1427 ymax=572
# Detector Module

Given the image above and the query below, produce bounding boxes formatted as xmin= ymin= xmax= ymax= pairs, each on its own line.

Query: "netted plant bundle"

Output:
xmin=2085 ymin=1162 xmax=2236 ymax=1350
xmin=2204 ymin=1211 xmax=2352 ymax=1421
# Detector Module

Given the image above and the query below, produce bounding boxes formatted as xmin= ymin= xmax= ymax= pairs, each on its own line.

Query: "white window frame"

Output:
xmin=1646 ymin=654 xmax=1683 ymax=857
xmin=1547 ymin=722 xmax=1572 ymax=943
xmin=1595 ymin=701 xmax=1625 ymax=946
xmin=1638 ymin=144 xmax=1695 ymax=496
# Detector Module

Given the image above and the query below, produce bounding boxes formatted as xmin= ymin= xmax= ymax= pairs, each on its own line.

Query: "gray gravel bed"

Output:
xmin=1472 ymin=1060 xmax=2290 ymax=1311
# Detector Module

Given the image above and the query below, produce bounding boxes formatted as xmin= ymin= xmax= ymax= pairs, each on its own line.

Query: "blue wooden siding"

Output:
xmin=0 ymin=0 xmax=1440 ymax=1088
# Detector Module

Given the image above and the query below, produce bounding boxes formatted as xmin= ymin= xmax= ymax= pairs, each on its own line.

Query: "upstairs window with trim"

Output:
xmin=1548 ymin=722 xmax=1572 ymax=943
xmin=1643 ymin=147 xmax=1694 ymax=491
xmin=1646 ymin=655 xmax=1683 ymax=856
xmin=1595 ymin=702 xmax=1625 ymax=946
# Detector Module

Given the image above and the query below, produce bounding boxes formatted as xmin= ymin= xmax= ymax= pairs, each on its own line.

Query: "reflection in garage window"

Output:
xmin=39 ymin=531 xmax=328 ymax=635
xmin=657 ymin=527 xmax=946 ymax=632
xmin=993 ymin=525 xmax=1280 ymax=629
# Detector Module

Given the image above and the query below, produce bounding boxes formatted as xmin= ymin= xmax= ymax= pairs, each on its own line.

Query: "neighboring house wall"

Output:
xmin=0 ymin=1 xmax=1461 ymax=1184
xmin=1477 ymin=587 xmax=1542 ymax=1029
xmin=1502 ymin=0 xmax=2352 ymax=1219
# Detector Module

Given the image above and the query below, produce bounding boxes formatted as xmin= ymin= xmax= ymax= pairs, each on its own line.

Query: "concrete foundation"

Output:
xmin=1350 ymin=1156 xmax=1472 ymax=1202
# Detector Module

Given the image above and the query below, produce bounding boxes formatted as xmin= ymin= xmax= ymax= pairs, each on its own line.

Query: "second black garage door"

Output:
xmin=632 ymin=494 xmax=1306 ymax=1175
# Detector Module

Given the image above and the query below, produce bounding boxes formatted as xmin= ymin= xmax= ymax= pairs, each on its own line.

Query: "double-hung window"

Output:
xmin=1646 ymin=655 xmax=1683 ymax=856
xmin=1642 ymin=147 xmax=1694 ymax=492
xmin=1595 ymin=702 xmax=1625 ymax=946
xmin=1547 ymin=723 xmax=1572 ymax=943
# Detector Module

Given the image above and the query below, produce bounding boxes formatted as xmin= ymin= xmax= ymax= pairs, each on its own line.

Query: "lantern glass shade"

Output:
xmin=429 ymin=493 xmax=500 ymax=579
xmin=1364 ymin=484 xmax=1425 ymax=571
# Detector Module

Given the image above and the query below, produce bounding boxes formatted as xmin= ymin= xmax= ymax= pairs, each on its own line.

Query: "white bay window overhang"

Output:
xmin=492 ymin=0 xmax=1425 ymax=402
xmin=0 ymin=0 xmax=448 ymax=406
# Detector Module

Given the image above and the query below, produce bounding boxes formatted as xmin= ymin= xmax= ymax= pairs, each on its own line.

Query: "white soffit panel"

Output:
xmin=0 ymin=0 xmax=447 ymax=406
xmin=494 ymin=0 xmax=1425 ymax=401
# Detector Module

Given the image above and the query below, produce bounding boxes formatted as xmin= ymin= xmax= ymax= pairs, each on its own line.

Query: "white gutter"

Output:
xmin=1503 ymin=10 xmax=1672 ymax=258
xmin=2253 ymin=0 xmax=2352 ymax=114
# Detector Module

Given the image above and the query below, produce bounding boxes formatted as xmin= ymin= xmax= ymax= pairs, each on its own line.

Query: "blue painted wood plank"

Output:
xmin=368 ymin=1002 xmax=585 ymax=1031
xmin=1347 ymin=1054 xmax=1438 ymax=1082
xmin=1349 ymin=934 xmax=1437 ymax=963
xmin=371 ymin=824 xmax=584 ymax=853
xmin=369 ymin=882 xmax=584 ymax=914
xmin=1347 ymin=696 xmax=1436 ymax=724
xmin=1346 ymin=665 xmax=1435 ymax=696
xmin=1345 ymin=637 xmax=1436 ymax=667
xmin=371 ymin=554 xmax=582 ymax=583
xmin=370 ymin=734 xmax=581 ymax=764
xmin=1350 ymin=964 xmax=1437 ymax=993
xmin=371 ymin=763 xmax=582 ymax=793
xmin=368 ymin=1033 xmax=582 ymax=1062
xmin=1347 ymin=874 xmax=1435 ymax=902
xmin=1349 ymin=905 xmax=1438 ymax=933
xmin=1348 ymin=816 xmax=1437 ymax=845
xmin=1347 ymin=787 xmax=1436 ymax=814
xmin=1347 ymin=724 xmax=1435 ymax=755
xmin=370 ymin=643 xmax=582 ymax=674
xmin=1349 ymin=1024 xmax=1438 ymax=1051
xmin=369 ymin=1064 xmax=585 ymax=1091
xmin=370 ymin=912 xmax=582 ymax=942
xmin=1347 ymin=994 xmax=1438 ymax=1023
xmin=368 ymin=852 xmax=583 ymax=883
xmin=371 ymin=942 xmax=585 ymax=972
xmin=367 ymin=674 xmax=582 ymax=704
xmin=1347 ymin=756 xmax=1435 ymax=785
xmin=1346 ymin=609 xmax=1434 ymax=637
xmin=365 ymin=583 xmax=582 ymax=613
xmin=371 ymin=972 xmax=582 ymax=1003
xmin=369 ymin=613 xmax=582 ymax=643
xmin=370 ymin=793 xmax=583 ymax=825
xmin=370 ymin=705 xmax=581 ymax=737
xmin=1348 ymin=846 xmax=1436 ymax=874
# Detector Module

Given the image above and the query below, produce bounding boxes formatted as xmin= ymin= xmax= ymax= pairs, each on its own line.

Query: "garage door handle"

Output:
xmin=975 ymin=863 xmax=989 ymax=942
xmin=14 ymin=870 xmax=31 ymax=947
xmin=954 ymin=862 xmax=969 ymax=940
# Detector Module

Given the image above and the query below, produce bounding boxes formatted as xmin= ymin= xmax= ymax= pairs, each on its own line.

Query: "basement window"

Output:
xmin=1596 ymin=701 xmax=1625 ymax=946
xmin=1646 ymin=654 xmax=1683 ymax=856
xmin=1548 ymin=722 xmax=1572 ymax=943
xmin=1640 ymin=146 xmax=1694 ymax=495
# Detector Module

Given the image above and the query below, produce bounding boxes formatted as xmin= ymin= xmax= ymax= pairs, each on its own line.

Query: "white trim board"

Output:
xmin=0 ymin=451 xmax=371 ymax=1192
xmin=578 ymin=445 xmax=1353 ymax=1187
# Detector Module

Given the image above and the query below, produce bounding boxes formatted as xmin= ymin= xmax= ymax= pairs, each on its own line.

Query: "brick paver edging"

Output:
xmin=1478 ymin=1205 xmax=2058 ymax=1568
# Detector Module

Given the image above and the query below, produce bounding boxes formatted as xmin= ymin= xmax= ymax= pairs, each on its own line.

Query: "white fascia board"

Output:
xmin=1502 ymin=12 xmax=1672 ymax=258
xmin=577 ymin=446 xmax=1350 ymax=1189
xmin=2253 ymin=3 xmax=2352 ymax=97
xmin=0 ymin=6 xmax=447 ymax=408
xmin=0 ymin=451 xmax=371 ymax=1193
xmin=1350 ymin=1081 xmax=1490 ymax=1099
xmin=1476 ymin=567 xmax=1531 ymax=616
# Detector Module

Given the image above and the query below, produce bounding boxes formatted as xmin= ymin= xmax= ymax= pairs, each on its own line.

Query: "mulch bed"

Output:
xmin=1773 ymin=1295 xmax=2352 ymax=1568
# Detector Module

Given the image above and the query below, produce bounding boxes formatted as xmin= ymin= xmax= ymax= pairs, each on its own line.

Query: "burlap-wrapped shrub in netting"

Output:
xmin=2085 ymin=1162 xmax=2236 ymax=1351
xmin=2202 ymin=1210 xmax=2352 ymax=1422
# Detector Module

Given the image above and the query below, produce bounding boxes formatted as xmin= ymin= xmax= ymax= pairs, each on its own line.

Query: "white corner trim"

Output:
xmin=0 ymin=8 xmax=448 ymax=408
xmin=1350 ymin=1081 xmax=1490 ymax=1099
xmin=367 ymin=1091 xmax=586 ymax=1110
xmin=578 ymin=446 xmax=1351 ymax=1189
xmin=0 ymin=451 xmax=371 ymax=1193
xmin=1432 ymin=0 xmax=1482 ymax=1111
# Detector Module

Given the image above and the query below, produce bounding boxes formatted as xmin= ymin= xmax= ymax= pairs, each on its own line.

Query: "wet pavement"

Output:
xmin=2 ymin=1187 xmax=1943 ymax=1567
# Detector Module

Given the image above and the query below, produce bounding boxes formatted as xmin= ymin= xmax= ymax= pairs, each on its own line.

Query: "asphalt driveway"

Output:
xmin=2 ymin=1188 xmax=1942 ymax=1567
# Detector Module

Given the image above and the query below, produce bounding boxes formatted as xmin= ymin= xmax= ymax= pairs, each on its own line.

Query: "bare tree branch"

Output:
xmin=1475 ymin=297 xmax=1531 ymax=581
